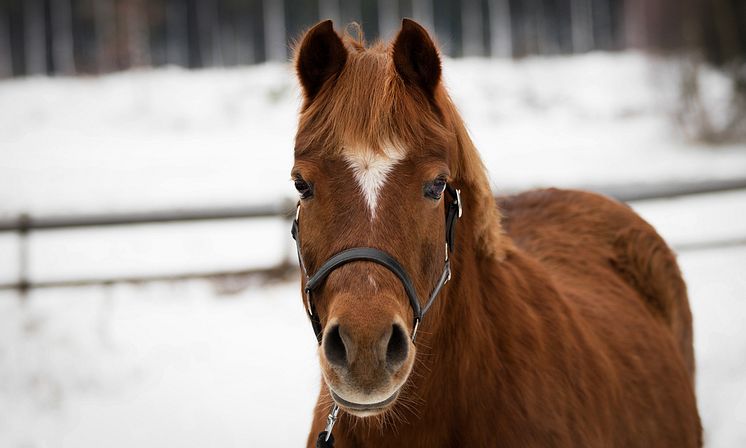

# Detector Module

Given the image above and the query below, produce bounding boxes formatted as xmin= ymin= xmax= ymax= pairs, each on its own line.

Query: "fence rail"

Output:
xmin=0 ymin=200 xmax=298 ymax=293
xmin=0 ymin=200 xmax=296 ymax=232
xmin=1 ymin=178 xmax=746 ymax=293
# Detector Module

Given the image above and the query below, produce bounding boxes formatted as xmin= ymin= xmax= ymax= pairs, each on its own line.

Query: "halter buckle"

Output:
xmin=305 ymin=289 xmax=313 ymax=317
xmin=455 ymin=189 xmax=462 ymax=218
xmin=411 ymin=318 xmax=421 ymax=342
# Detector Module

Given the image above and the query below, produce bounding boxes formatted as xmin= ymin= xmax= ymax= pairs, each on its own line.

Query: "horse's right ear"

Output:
xmin=295 ymin=20 xmax=347 ymax=103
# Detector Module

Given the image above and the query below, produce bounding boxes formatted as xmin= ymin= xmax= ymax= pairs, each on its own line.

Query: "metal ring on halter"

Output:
xmin=305 ymin=290 xmax=313 ymax=317
xmin=455 ymin=188 xmax=463 ymax=218
xmin=411 ymin=318 xmax=421 ymax=342
xmin=324 ymin=404 xmax=340 ymax=442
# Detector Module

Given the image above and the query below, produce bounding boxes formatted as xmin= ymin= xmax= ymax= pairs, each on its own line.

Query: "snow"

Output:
xmin=1 ymin=237 xmax=744 ymax=447
xmin=680 ymin=247 xmax=746 ymax=448
xmin=0 ymin=282 xmax=319 ymax=448
xmin=633 ymin=189 xmax=746 ymax=248
xmin=2 ymin=53 xmax=745 ymax=218
xmin=1 ymin=52 xmax=745 ymax=447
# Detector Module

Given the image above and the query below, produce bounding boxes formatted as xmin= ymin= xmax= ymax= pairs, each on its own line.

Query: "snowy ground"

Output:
xmin=0 ymin=219 xmax=744 ymax=448
xmin=2 ymin=52 xmax=745 ymax=219
xmin=1 ymin=53 xmax=745 ymax=447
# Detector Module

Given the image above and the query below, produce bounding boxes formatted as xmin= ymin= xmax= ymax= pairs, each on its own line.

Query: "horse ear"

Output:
xmin=295 ymin=20 xmax=348 ymax=103
xmin=392 ymin=18 xmax=441 ymax=97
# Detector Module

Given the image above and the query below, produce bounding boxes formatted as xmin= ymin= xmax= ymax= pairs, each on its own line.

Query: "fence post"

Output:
xmin=18 ymin=214 xmax=30 ymax=298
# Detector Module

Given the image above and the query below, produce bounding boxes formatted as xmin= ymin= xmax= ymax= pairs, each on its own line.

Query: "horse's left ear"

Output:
xmin=392 ymin=18 xmax=441 ymax=97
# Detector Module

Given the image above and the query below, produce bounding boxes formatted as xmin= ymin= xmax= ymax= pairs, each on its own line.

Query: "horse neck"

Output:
xmin=424 ymin=193 xmax=508 ymax=357
xmin=407 ymin=178 xmax=525 ymax=413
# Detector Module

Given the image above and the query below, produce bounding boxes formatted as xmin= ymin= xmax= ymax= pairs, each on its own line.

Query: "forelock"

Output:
xmin=294 ymin=36 xmax=451 ymax=158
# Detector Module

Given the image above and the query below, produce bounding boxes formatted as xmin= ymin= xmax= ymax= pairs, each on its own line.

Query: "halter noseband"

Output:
xmin=291 ymin=184 xmax=462 ymax=344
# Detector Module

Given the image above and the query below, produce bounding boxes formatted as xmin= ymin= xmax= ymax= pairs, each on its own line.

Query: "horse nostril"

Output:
xmin=386 ymin=324 xmax=409 ymax=370
xmin=324 ymin=324 xmax=347 ymax=367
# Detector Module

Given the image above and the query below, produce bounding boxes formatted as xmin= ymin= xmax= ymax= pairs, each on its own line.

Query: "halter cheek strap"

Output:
xmin=291 ymin=185 xmax=462 ymax=344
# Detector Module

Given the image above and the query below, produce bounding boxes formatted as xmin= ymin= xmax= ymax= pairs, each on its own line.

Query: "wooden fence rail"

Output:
xmin=1 ymin=178 xmax=745 ymax=292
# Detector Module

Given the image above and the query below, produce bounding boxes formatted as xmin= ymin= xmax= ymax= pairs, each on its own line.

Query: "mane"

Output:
xmin=436 ymin=90 xmax=509 ymax=260
xmin=294 ymin=27 xmax=509 ymax=260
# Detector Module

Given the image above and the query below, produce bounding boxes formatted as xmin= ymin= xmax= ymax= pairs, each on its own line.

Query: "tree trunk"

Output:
xmin=123 ymin=0 xmax=151 ymax=68
xmin=262 ymin=0 xmax=286 ymax=61
xmin=593 ymin=0 xmax=614 ymax=50
xmin=24 ymin=0 xmax=46 ymax=75
xmin=378 ymin=0 xmax=399 ymax=40
xmin=0 ymin=7 xmax=12 ymax=77
xmin=340 ymin=0 xmax=361 ymax=28
xmin=50 ymin=0 xmax=76 ymax=75
xmin=93 ymin=0 xmax=116 ymax=73
xmin=462 ymin=0 xmax=484 ymax=56
xmin=166 ymin=0 xmax=188 ymax=67
xmin=571 ymin=0 xmax=594 ymax=52
xmin=219 ymin=13 xmax=237 ymax=67
xmin=412 ymin=0 xmax=435 ymax=33
xmin=237 ymin=8 xmax=255 ymax=65
xmin=319 ymin=0 xmax=340 ymax=25
xmin=488 ymin=0 xmax=512 ymax=57
xmin=195 ymin=0 xmax=223 ymax=67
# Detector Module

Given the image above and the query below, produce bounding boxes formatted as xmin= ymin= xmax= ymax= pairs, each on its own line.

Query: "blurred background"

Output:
xmin=0 ymin=0 xmax=745 ymax=447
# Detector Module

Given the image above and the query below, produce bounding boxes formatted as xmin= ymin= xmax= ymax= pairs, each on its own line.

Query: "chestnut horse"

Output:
xmin=291 ymin=19 xmax=701 ymax=447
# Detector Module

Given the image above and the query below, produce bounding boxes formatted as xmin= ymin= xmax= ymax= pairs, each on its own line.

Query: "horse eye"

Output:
xmin=425 ymin=178 xmax=447 ymax=200
xmin=294 ymin=177 xmax=313 ymax=199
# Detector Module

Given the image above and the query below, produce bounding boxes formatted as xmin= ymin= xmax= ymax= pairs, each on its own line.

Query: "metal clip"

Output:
xmin=411 ymin=318 xmax=421 ymax=342
xmin=305 ymin=290 xmax=313 ymax=317
xmin=324 ymin=404 xmax=340 ymax=442
xmin=455 ymin=189 xmax=463 ymax=218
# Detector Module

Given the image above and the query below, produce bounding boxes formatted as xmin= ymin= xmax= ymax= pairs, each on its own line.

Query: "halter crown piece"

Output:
xmin=291 ymin=184 xmax=462 ymax=448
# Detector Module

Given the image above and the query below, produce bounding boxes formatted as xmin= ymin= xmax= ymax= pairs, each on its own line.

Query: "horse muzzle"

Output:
xmin=319 ymin=320 xmax=414 ymax=416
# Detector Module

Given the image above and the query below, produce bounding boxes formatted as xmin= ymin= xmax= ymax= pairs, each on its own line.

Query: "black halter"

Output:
xmin=291 ymin=184 xmax=462 ymax=345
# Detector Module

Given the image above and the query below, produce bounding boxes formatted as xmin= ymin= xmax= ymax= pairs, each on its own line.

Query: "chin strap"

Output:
xmin=291 ymin=185 xmax=462 ymax=445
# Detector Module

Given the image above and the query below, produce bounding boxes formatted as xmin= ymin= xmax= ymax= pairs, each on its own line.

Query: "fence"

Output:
xmin=2 ymin=178 xmax=746 ymax=293
xmin=0 ymin=0 xmax=632 ymax=77
xmin=0 ymin=200 xmax=298 ymax=292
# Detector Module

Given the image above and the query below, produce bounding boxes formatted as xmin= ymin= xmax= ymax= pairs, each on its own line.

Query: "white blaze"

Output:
xmin=343 ymin=147 xmax=404 ymax=219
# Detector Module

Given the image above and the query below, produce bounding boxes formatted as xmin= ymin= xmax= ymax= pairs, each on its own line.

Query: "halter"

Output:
xmin=291 ymin=184 xmax=462 ymax=447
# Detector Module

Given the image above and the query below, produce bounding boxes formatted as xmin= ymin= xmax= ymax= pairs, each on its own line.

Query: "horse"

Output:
xmin=290 ymin=19 xmax=701 ymax=447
